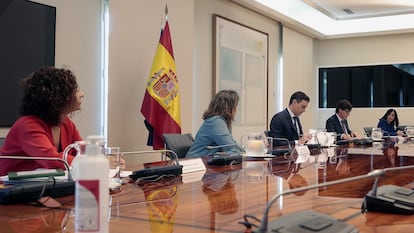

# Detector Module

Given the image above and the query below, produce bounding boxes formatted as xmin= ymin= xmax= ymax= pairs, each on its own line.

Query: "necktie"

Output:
xmin=341 ymin=120 xmax=348 ymax=134
xmin=293 ymin=116 xmax=300 ymax=137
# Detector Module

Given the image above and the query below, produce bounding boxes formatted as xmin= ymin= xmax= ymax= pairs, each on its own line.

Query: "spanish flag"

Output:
xmin=141 ymin=11 xmax=181 ymax=149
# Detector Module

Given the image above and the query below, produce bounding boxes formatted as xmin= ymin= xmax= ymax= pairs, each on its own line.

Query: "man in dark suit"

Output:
xmin=326 ymin=99 xmax=359 ymax=140
xmin=269 ymin=91 xmax=311 ymax=145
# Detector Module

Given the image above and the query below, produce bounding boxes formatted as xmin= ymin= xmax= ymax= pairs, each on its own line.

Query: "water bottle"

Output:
xmin=75 ymin=135 xmax=109 ymax=233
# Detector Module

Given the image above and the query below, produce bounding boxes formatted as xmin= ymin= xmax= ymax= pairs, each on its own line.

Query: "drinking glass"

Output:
xmin=317 ymin=151 xmax=328 ymax=169
xmin=371 ymin=128 xmax=383 ymax=140
xmin=105 ymin=147 xmax=121 ymax=183
xmin=265 ymin=137 xmax=273 ymax=155
xmin=244 ymin=161 xmax=268 ymax=182
xmin=240 ymin=133 xmax=266 ymax=156
xmin=316 ymin=131 xmax=329 ymax=146
xmin=326 ymin=132 xmax=336 ymax=146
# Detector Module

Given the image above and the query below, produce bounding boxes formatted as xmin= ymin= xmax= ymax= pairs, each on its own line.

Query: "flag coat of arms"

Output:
xmin=141 ymin=19 xmax=181 ymax=149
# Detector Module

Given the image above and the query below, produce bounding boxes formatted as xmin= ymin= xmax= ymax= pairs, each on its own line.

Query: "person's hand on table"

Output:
xmin=299 ymin=134 xmax=312 ymax=145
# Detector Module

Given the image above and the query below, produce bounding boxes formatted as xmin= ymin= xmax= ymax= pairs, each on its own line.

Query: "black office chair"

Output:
xmin=363 ymin=127 xmax=373 ymax=137
xmin=163 ymin=133 xmax=194 ymax=158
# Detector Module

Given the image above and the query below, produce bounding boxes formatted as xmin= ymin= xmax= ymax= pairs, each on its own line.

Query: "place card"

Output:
xmin=180 ymin=158 xmax=206 ymax=174
xmin=294 ymin=145 xmax=310 ymax=164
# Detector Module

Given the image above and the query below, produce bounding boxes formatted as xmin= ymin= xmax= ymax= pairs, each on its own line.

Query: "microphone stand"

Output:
xmin=122 ymin=149 xmax=180 ymax=165
xmin=123 ymin=150 xmax=183 ymax=180
xmin=368 ymin=165 xmax=414 ymax=197
xmin=363 ymin=164 xmax=414 ymax=215
xmin=0 ymin=155 xmax=73 ymax=181
xmin=254 ymin=169 xmax=385 ymax=233
xmin=206 ymin=143 xmax=237 ymax=150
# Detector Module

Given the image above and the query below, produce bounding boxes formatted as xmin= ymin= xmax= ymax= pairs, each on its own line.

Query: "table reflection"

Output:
xmin=318 ymin=141 xmax=414 ymax=198
xmin=135 ymin=176 xmax=182 ymax=233
xmin=271 ymin=159 xmax=309 ymax=196
xmin=202 ymin=169 xmax=239 ymax=215
xmin=0 ymin=206 xmax=69 ymax=233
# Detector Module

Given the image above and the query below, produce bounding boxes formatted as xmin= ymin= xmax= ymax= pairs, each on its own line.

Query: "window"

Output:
xmin=319 ymin=63 xmax=414 ymax=108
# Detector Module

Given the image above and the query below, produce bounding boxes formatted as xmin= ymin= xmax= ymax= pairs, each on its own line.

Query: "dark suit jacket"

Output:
xmin=325 ymin=114 xmax=352 ymax=140
xmin=269 ymin=108 xmax=302 ymax=145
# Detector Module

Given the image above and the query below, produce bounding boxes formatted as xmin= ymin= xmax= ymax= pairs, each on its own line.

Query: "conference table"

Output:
xmin=2 ymin=138 xmax=414 ymax=232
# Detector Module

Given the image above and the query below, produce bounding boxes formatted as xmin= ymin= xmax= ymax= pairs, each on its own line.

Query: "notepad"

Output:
xmin=8 ymin=169 xmax=65 ymax=180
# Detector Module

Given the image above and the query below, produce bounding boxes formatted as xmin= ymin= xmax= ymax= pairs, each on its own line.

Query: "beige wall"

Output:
xmin=194 ymin=0 xmax=280 ymax=141
xmin=315 ymin=33 xmax=414 ymax=134
xmin=108 ymin=0 xmax=194 ymax=151
xmin=282 ymin=27 xmax=315 ymax=133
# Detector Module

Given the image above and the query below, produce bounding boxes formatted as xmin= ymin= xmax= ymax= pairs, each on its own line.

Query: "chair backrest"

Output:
xmin=263 ymin=130 xmax=291 ymax=156
xmin=163 ymin=133 xmax=194 ymax=158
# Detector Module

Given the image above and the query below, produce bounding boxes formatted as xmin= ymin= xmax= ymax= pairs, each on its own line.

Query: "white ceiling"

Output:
xmin=304 ymin=0 xmax=414 ymax=20
xmin=235 ymin=0 xmax=414 ymax=39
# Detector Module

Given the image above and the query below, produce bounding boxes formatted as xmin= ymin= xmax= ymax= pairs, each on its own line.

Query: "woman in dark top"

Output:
xmin=377 ymin=108 xmax=403 ymax=136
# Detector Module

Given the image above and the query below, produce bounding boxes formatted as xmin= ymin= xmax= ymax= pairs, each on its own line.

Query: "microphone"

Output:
xmin=252 ymin=169 xmax=385 ymax=233
xmin=123 ymin=150 xmax=183 ymax=180
xmin=206 ymin=143 xmax=242 ymax=166
xmin=206 ymin=143 xmax=237 ymax=150
xmin=122 ymin=149 xmax=180 ymax=165
xmin=363 ymin=164 xmax=414 ymax=214
xmin=0 ymin=155 xmax=73 ymax=181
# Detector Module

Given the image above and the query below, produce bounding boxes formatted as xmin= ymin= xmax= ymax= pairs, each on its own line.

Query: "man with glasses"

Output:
xmin=326 ymin=99 xmax=358 ymax=140
xmin=269 ymin=91 xmax=311 ymax=145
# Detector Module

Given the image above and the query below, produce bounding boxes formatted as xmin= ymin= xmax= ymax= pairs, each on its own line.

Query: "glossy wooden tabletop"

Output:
xmin=2 ymin=139 xmax=414 ymax=233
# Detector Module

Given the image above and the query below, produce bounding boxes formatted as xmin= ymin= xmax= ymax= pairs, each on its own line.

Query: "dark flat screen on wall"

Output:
xmin=318 ymin=64 xmax=414 ymax=108
xmin=0 ymin=0 xmax=56 ymax=127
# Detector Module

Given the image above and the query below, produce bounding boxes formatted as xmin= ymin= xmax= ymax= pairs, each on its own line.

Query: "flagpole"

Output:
xmin=141 ymin=3 xmax=182 ymax=149
xmin=165 ymin=4 xmax=168 ymax=21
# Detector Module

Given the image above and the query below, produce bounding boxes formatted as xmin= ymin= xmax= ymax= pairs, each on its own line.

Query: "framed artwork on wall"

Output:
xmin=213 ymin=14 xmax=269 ymax=138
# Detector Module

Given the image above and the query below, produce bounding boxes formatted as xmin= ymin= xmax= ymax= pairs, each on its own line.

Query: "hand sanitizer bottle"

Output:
xmin=75 ymin=135 xmax=109 ymax=233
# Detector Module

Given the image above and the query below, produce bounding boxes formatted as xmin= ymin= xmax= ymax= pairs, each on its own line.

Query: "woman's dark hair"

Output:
xmin=19 ymin=66 xmax=79 ymax=126
xmin=202 ymin=90 xmax=239 ymax=130
xmin=380 ymin=108 xmax=399 ymax=126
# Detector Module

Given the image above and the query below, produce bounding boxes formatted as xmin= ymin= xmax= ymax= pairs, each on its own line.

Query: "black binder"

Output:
xmin=0 ymin=180 xmax=75 ymax=204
